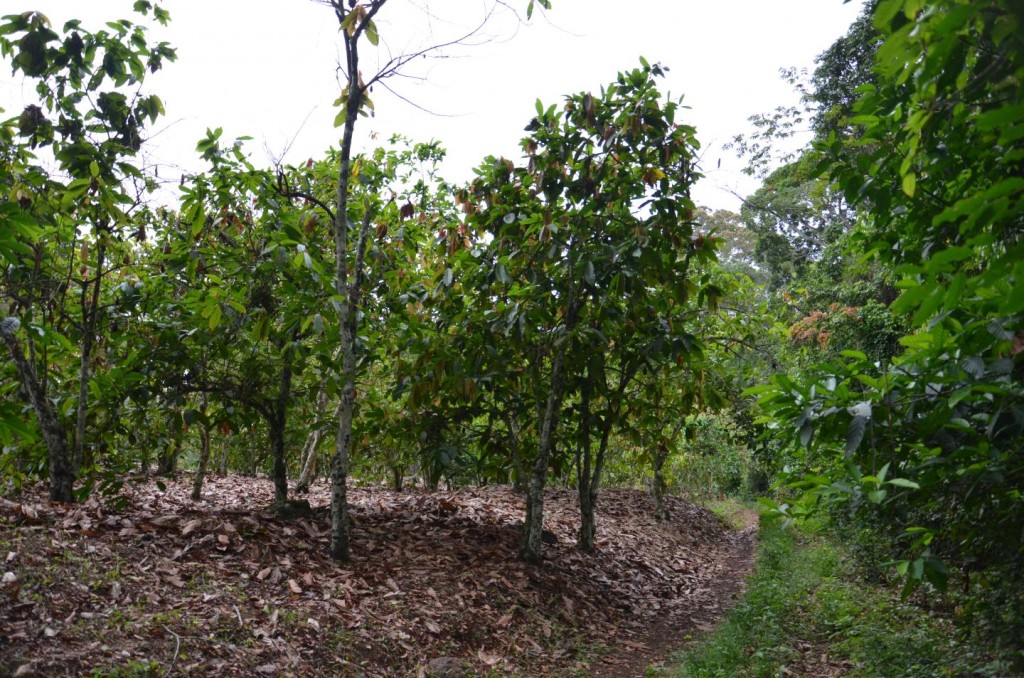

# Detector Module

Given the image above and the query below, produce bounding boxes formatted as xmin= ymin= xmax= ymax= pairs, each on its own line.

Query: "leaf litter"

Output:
xmin=0 ymin=476 xmax=755 ymax=676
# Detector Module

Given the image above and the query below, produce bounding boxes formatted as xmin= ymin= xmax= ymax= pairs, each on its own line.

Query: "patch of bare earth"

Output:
xmin=0 ymin=477 xmax=755 ymax=677
xmin=593 ymin=508 xmax=759 ymax=677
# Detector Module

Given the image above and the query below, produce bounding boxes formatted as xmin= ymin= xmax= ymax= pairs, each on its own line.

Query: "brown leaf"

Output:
xmin=180 ymin=519 xmax=201 ymax=536
xmin=288 ymin=579 xmax=302 ymax=594
xmin=256 ymin=567 xmax=272 ymax=581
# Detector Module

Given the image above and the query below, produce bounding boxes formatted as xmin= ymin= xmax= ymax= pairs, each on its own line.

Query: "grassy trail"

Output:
xmin=658 ymin=508 xmax=1001 ymax=677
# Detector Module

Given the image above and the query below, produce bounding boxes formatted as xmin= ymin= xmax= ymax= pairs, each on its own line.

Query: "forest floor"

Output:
xmin=0 ymin=475 xmax=757 ymax=677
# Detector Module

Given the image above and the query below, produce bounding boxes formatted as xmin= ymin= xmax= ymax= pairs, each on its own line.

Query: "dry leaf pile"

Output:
xmin=0 ymin=476 xmax=754 ymax=677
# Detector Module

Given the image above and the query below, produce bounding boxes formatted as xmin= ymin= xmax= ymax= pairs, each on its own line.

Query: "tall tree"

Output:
xmin=458 ymin=60 xmax=710 ymax=560
xmin=316 ymin=0 xmax=551 ymax=562
xmin=0 ymin=5 xmax=175 ymax=501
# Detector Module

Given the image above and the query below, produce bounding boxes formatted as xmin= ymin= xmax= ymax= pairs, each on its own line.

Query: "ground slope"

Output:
xmin=0 ymin=476 xmax=756 ymax=677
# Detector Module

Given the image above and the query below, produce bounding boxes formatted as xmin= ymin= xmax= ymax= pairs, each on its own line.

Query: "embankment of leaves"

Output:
xmin=1 ymin=475 xmax=742 ymax=677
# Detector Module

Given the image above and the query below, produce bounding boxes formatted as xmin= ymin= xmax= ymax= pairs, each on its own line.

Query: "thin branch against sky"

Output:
xmin=0 ymin=1 xmax=864 ymax=211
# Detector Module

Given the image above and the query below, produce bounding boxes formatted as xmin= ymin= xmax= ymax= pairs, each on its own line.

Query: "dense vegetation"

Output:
xmin=2 ymin=0 xmax=1021 ymax=672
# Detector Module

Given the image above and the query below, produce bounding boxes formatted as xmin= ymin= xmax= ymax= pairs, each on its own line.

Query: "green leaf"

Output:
xmin=901 ymin=171 xmax=916 ymax=197
xmin=365 ymin=19 xmax=379 ymax=46
xmin=846 ymin=415 xmax=868 ymax=455
xmin=886 ymin=478 xmax=920 ymax=489
xmin=799 ymin=420 xmax=813 ymax=447
xmin=208 ymin=303 xmax=222 ymax=330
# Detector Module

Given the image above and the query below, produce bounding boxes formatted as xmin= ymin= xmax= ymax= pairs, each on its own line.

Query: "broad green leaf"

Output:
xmin=886 ymin=478 xmax=920 ymax=489
xmin=901 ymin=171 xmax=916 ymax=197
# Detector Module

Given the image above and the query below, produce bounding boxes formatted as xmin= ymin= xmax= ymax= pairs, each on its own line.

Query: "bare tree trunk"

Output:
xmin=653 ymin=419 xmax=685 ymax=521
xmin=504 ymin=410 xmax=527 ymax=493
xmin=653 ymin=446 xmax=669 ymax=521
xmin=577 ymin=359 xmax=633 ymax=552
xmin=158 ymin=427 xmax=180 ymax=476
xmin=296 ymin=382 xmax=329 ymax=493
xmin=1 ymin=318 xmax=74 ymax=503
xmin=217 ymin=436 xmax=230 ymax=476
xmin=270 ymin=412 xmax=288 ymax=502
xmin=576 ymin=368 xmax=596 ymax=551
xmin=191 ymin=396 xmax=211 ymax=501
xmin=73 ymin=240 xmax=106 ymax=476
xmin=269 ymin=340 xmax=295 ymax=503
xmin=328 ymin=0 xmax=384 ymax=563
xmin=390 ymin=465 xmax=404 ymax=491
xmin=522 ymin=352 xmax=565 ymax=563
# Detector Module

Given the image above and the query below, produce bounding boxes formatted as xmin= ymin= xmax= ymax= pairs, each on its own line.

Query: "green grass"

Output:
xmin=660 ymin=515 xmax=1001 ymax=677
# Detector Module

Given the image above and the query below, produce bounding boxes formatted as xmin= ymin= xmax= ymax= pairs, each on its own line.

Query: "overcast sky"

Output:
xmin=2 ymin=1 xmax=865 ymax=211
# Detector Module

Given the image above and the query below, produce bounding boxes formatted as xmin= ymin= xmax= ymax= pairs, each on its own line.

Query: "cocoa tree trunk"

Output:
xmin=73 ymin=239 xmax=106 ymax=476
xmin=652 ymin=447 xmax=669 ymax=521
xmin=329 ymin=2 xmax=383 ymax=563
xmin=504 ymin=410 xmax=527 ymax=494
xmin=191 ymin=396 xmax=211 ymax=501
xmin=577 ymin=359 xmax=634 ymax=552
xmin=157 ymin=432 xmax=180 ymax=476
xmin=270 ymin=412 xmax=288 ymax=502
xmin=269 ymin=340 xmax=295 ymax=503
xmin=522 ymin=352 xmax=566 ymax=563
xmin=1 ymin=318 xmax=74 ymax=503
xmin=295 ymin=381 xmax=329 ymax=494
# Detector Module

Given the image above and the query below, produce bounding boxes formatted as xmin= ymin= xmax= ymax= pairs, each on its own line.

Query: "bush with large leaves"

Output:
xmin=751 ymin=0 xmax=1023 ymax=657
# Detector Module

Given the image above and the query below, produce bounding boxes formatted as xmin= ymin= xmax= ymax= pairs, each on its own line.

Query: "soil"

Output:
xmin=592 ymin=509 xmax=759 ymax=677
xmin=0 ymin=476 xmax=759 ymax=677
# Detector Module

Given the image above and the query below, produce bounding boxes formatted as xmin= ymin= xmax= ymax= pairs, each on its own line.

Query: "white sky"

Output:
xmin=2 ymin=0 xmax=864 ymax=212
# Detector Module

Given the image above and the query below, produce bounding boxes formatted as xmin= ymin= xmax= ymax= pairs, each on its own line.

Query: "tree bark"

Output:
xmin=653 ymin=421 xmax=684 ymax=521
xmin=73 ymin=239 xmax=106 ymax=476
xmin=522 ymin=351 xmax=565 ymax=563
xmin=296 ymin=381 xmax=329 ymax=494
xmin=1 ymin=319 xmax=74 ymax=503
xmin=269 ymin=339 xmax=296 ymax=503
xmin=504 ymin=410 xmax=527 ymax=493
xmin=390 ymin=465 xmax=404 ymax=492
xmin=328 ymin=0 xmax=384 ymax=563
xmin=191 ymin=396 xmax=212 ymax=501
xmin=157 ymin=436 xmax=179 ymax=476
xmin=652 ymin=445 xmax=669 ymax=521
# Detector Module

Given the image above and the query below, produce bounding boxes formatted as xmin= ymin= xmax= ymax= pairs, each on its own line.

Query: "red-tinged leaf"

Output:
xmin=256 ymin=567 xmax=272 ymax=581
xmin=496 ymin=613 xmax=514 ymax=628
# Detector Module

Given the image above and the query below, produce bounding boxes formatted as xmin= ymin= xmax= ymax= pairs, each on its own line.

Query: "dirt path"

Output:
xmin=591 ymin=509 xmax=760 ymax=677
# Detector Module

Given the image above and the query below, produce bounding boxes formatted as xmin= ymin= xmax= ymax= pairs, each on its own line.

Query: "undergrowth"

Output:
xmin=660 ymin=511 xmax=1007 ymax=677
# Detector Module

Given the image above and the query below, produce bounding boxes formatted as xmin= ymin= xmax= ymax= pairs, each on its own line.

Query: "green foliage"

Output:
xmin=0 ymin=6 xmax=175 ymax=499
xmin=745 ymin=0 xmax=1024 ymax=664
xmin=665 ymin=516 xmax=992 ymax=677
